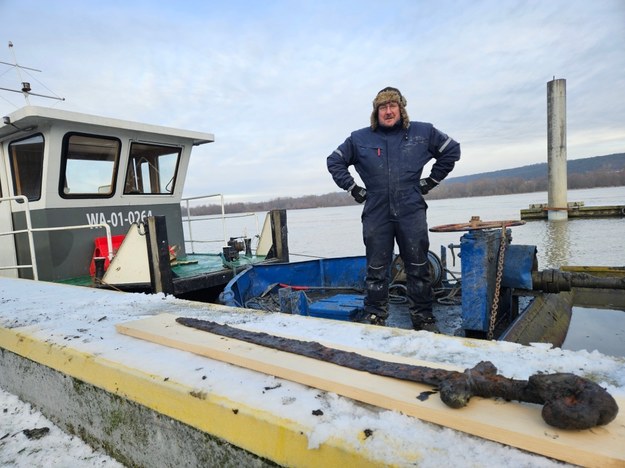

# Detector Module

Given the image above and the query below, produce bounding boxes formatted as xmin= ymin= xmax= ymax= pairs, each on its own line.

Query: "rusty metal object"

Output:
xmin=430 ymin=216 xmax=525 ymax=232
xmin=175 ymin=317 xmax=619 ymax=430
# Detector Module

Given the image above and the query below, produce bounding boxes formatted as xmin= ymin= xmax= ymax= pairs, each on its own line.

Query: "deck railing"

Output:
xmin=0 ymin=195 xmax=113 ymax=281
xmin=181 ymin=194 xmax=260 ymax=254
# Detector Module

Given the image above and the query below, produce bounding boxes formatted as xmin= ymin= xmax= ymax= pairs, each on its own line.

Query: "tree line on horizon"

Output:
xmin=186 ymin=154 xmax=625 ymax=215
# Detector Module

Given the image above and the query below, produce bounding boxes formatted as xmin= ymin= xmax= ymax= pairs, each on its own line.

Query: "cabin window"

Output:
xmin=124 ymin=142 xmax=181 ymax=195
xmin=9 ymin=134 xmax=45 ymax=202
xmin=60 ymin=133 xmax=120 ymax=198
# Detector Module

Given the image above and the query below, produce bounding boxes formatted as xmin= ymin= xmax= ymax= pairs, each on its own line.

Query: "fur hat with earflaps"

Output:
xmin=370 ymin=86 xmax=410 ymax=130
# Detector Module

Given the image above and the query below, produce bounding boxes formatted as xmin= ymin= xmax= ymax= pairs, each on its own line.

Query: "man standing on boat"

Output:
xmin=326 ymin=87 xmax=460 ymax=330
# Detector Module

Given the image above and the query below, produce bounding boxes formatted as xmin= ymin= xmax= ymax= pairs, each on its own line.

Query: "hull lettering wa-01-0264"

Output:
xmin=85 ymin=210 xmax=153 ymax=228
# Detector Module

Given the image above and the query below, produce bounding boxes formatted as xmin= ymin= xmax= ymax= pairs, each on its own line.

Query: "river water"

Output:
xmin=188 ymin=186 xmax=625 ymax=357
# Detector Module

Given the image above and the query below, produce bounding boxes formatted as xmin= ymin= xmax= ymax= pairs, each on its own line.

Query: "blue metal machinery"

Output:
xmin=459 ymin=227 xmax=537 ymax=338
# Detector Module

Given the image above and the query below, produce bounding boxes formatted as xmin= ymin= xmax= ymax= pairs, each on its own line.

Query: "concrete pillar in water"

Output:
xmin=547 ymin=78 xmax=568 ymax=221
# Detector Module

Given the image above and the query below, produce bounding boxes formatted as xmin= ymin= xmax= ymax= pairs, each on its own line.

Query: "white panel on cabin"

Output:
xmin=102 ymin=224 xmax=150 ymax=285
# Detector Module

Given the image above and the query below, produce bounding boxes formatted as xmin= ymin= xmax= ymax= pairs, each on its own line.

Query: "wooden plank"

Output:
xmin=116 ymin=313 xmax=625 ymax=467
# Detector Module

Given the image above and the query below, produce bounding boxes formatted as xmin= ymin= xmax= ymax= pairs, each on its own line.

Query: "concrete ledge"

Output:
xmin=0 ymin=347 xmax=272 ymax=467
xmin=0 ymin=326 xmax=387 ymax=467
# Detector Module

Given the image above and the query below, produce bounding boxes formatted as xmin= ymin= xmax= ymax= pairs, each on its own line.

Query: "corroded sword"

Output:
xmin=176 ymin=317 xmax=618 ymax=430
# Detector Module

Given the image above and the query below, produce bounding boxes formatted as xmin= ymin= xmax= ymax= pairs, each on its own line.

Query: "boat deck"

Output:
xmin=239 ymin=286 xmax=465 ymax=334
xmin=171 ymin=253 xmax=274 ymax=298
xmin=172 ymin=252 xmax=265 ymax=278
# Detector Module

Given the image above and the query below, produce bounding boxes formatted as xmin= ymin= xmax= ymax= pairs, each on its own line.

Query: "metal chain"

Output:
xmin=488 ymin=224 xmax=508 ymax=340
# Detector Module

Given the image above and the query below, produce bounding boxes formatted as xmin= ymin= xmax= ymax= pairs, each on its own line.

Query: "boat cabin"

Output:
xmin=0 ymin=106 xmax=214 ymax=283
xmin=0 ymin=106 xmax=279 ymax=296
xmin=0 ymin=105 xmax=288 ymax=301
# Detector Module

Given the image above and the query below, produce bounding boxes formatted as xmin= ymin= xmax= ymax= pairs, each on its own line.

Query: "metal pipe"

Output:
xmin=532 ymin=269 xmax=625 ymax=293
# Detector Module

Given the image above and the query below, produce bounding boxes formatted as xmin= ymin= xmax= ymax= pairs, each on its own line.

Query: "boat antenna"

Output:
xmin=0 ymin=41 xmax=65 ymax=105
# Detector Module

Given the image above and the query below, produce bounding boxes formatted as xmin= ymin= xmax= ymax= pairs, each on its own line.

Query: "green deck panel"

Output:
xmin=171 ymin=253 xmax=266 ymax=279
xmin=57 ymin=253 xmax=268 ymax=288
xmin=59 ymin=275 xmax=97 ymax=287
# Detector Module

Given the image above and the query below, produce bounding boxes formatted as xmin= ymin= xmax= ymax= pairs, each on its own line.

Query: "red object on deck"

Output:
xmin=89 ymin=235 xmax=125 ymax=276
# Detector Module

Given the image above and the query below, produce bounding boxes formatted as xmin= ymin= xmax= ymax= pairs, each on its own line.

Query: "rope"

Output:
xmin=389 ymin=283 xmax=408 ymax=304
xmin=288 ymin=252 xmax=327 ymax=259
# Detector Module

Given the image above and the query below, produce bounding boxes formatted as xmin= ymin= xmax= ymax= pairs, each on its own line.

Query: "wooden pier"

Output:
xmin=520 ymin=202 xmax=625 ymax=220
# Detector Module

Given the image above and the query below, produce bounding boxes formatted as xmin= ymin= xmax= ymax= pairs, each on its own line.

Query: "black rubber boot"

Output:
xmin=363 ymin=298 xmax=388 ymax=327
xmin=368 ymin=314 xmax=387 ymax=326
xmin=410 ymin=312 xmax=438 ymax=332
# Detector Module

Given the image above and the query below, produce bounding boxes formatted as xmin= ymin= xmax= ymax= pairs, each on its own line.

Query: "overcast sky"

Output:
xmin=1 ymin=0 xmax=624 ymax=202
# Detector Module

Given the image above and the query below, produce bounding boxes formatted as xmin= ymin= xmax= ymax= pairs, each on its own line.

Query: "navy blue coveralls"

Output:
xmin=327 ymin=121 xmax=460 ymax=321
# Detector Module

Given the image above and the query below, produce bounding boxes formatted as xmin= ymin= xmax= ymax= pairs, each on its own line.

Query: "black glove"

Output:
xmin=419 ymin=177 xmax=438 ymax=195
xmin=350 ymin=185 xmax=367 ymax=203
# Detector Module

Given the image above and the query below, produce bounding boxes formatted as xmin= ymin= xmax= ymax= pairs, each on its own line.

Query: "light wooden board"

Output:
xmin=116 ymin=313 xmax=625 ymax=467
